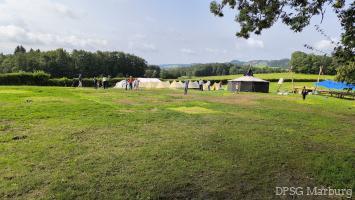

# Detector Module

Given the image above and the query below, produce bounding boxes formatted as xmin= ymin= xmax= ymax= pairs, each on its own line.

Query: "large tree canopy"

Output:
xmin=211 ymin=0 xmax=354 ymax=82
xmin=210 ymin=0 xmax=350 ymax=39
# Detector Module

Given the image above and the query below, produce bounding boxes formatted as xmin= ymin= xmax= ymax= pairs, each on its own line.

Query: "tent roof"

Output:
xmin=229 ymin=76 xmax=268 ymax=82
xmin=137 ymin=78 xmax=162 ymax=83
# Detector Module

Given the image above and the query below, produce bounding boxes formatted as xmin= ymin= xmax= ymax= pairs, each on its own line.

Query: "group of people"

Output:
xmin=198 ymin=80 xmax=212 ymax=91
xmin=123 ymin=76 xmax=140 ymax=90
xmin=92 ymin=76 xmax=140 ymax=90
xmin=93 ymin=76 xmax=110 ymax=89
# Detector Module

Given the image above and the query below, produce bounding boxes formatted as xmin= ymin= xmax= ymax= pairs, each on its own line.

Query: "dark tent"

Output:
xmin=228 ymin=76 xmax=269 ymax=93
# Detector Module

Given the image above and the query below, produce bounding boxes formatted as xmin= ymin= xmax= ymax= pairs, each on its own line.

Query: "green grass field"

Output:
xmin=0 ymin=86 xmax=354 ymax=199
xmin=180 ymin=73 xmax=335 ymax=81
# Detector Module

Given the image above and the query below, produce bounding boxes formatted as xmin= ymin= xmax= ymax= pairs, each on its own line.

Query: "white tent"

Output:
xmin=169 ymin=80 xmax=183 ymax=89
xmin=211 ymin=82 xmax=222 ymax=90
xmin=137 ymin=78 xmax=162 ymax=83
xmin=178 ymin=81 xmax=184 ymax=86
xmin=114 ymin=80 xmax=127 ymax=89
xmin=156 ymin=81 xmax=170 ymax=89
xmin=138 ymin=78 xmax=162 ymax=88
xmin=188 ymin=81 xmax=200 ymax=89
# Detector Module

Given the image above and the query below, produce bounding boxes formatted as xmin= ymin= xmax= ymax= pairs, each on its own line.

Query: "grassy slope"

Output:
xmin=180 ymin=73 xmax=335 ymax=81
xmin=0 ymin=86 xmax=354 ymax=199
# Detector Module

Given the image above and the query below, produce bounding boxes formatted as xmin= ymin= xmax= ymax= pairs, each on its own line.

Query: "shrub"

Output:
xmin=0 ymin=71 xmax=51 ymax=85
xmin=0 ymin=72 xmax=128 ymax=87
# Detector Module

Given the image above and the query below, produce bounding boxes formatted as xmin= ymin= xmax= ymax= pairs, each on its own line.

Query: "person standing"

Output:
xmin=128 ymin=76 xmax=133 ymax=90
xmin=206 ymin=81 xmax=211 ymax=91
xmin=301 ymin=86 xmax=308 ymax=100
xmin=199 ymin=80 xmax=204 ymax=91
xmin=78 ymin=74 xmax=83 ymax=87
xmin=184 ymin=80 xmax=189 ymax=95
xmin=124 ymin=78 xmax=128 ymax=90
xmin=102 ymin=76 xmax=107 ymax=89
xmin=93 ymin=77 xmax=97 ymax=89
xmin=133 ymin=79 xmax=137 ymax=90
xmin=107 ymin=75 xmax=111 ymax=88
xmin=134 ymin=79 xmax=140 ymax=90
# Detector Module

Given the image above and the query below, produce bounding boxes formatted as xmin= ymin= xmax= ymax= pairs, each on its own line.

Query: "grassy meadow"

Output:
xmin=0 ymin=86 xmax=354 ymax=199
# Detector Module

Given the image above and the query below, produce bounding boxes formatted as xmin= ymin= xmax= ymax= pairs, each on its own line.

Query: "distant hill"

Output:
xmin=159 ymin=59 xmax=290 ymax=69
xmin=159 ymin=64 xmax=194 ymax=68
xmin=230 ymin=59 xmax=290 ymax=68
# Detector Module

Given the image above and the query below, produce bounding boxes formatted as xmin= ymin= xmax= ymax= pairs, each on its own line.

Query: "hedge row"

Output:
xmin=0 ymin=71 xmax=50 ymax=85
xmin=0 ymin=72 xmax=125 ymax=87
xmin=48 ymin=77 xmax=125 ymax=87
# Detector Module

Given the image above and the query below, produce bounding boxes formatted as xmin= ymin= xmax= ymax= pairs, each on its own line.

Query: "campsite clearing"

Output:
xmin=181 ymin=73 xmax=335 ymax=81
xmin=0 ymin=86 xmax=354 ymax=199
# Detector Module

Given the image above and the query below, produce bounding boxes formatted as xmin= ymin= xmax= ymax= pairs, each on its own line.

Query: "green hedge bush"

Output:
xmin=0 ymin=72 xmax=126 ymax=87
xmin=0 ymin=71 xmax=51 ymax=85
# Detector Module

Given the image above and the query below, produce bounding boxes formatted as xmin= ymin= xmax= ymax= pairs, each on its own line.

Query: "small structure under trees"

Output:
xmin=228 ymin=69 xmax=269 ymax=93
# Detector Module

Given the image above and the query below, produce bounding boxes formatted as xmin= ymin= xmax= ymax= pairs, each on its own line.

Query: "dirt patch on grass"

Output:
xmin=115 ymin=99 xmax=139 ymax=105
xmin=206 ymin=95 xmax=260 ymax=106
xmin=169 ymin=93 xmax=262 ymax=106
xmin=118 ymin=109 xmax=135 ymax=113
xmin=168 ymin=106 xmax=220 ymax=114
xmin=30 ymin=96 xmax=75 ymax=104
xmin=0 ymin=89 xmax=31 ymax=94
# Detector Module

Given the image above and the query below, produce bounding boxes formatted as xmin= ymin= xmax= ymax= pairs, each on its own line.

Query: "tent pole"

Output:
xmin=315 ymin=66 xmax=323 ymax=92
xmin=290 ymin=65 xmax=295 ymax=93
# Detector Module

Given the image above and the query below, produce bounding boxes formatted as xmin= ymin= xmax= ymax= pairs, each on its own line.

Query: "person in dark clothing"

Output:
xmin=184 ymin=80 xmax=189 ymax=95
xmin=102 ymin=76 xmax=107 ymax=89
xmin=301 ymin=86 xmax=308 ymax=100
xmin=93 ymin=77 xmax=97 ymax=89
xmin=199 ymin=80 xmax=204 ymax=91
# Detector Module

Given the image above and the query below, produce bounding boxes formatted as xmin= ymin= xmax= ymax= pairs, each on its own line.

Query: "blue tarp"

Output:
xmin=315 ymin=80 xmax=355 ymax=90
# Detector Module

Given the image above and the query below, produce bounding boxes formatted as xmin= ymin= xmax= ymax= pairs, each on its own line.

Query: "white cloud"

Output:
xmin=128 ymin=33 xmax=157 ymax=52
xmin=205 ymin=48 xmax=227 ymax=54
xmin=235 ymin=37 xmax=264 ymax=50
xmin=131 ymin=34 xmax=147 ymax=40
xmin=145 ymin=16 xmax=157 ymax=23
xmin=0 ymin=25 xmax=108 ymax=48
xmin=129 ymin=41 xmax=157 ymax=52
xmin=52 ymin=2 xmax=79 ymax=19
xmin=180 ymin=48 xmax=196 ymax=55
xmin=0 ymin=0 xmax=80 ymax=20
xmin=246 ymin=38 xmax=264 ymax=48
xmin=314 ymin=38 xmax=338 ymax=50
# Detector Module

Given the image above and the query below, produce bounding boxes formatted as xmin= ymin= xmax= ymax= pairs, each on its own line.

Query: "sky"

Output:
xmin=0 ymin=0 xmax=343 ymax=64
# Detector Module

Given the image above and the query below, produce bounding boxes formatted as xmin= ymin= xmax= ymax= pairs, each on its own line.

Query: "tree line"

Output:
xmin=160 ymin=63 xmax=286 ymax=79
xmin=290 ymin=51 xmax=339 ymax=75
xmin=159 ymin=51 xmax=344 ymax=79
xmin=0 ymin=46 xmax=155 ymax=78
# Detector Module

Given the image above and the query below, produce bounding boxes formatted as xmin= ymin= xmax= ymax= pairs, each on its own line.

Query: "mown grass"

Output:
xmin=0 ymin=86 xmax=354 ymax=199
xmin=181 ymin=73 xmax=335 ymax=81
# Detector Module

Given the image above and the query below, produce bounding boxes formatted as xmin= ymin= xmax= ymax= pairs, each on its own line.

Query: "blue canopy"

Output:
xmin=315 ymin=80 xmax=355 ymax=90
